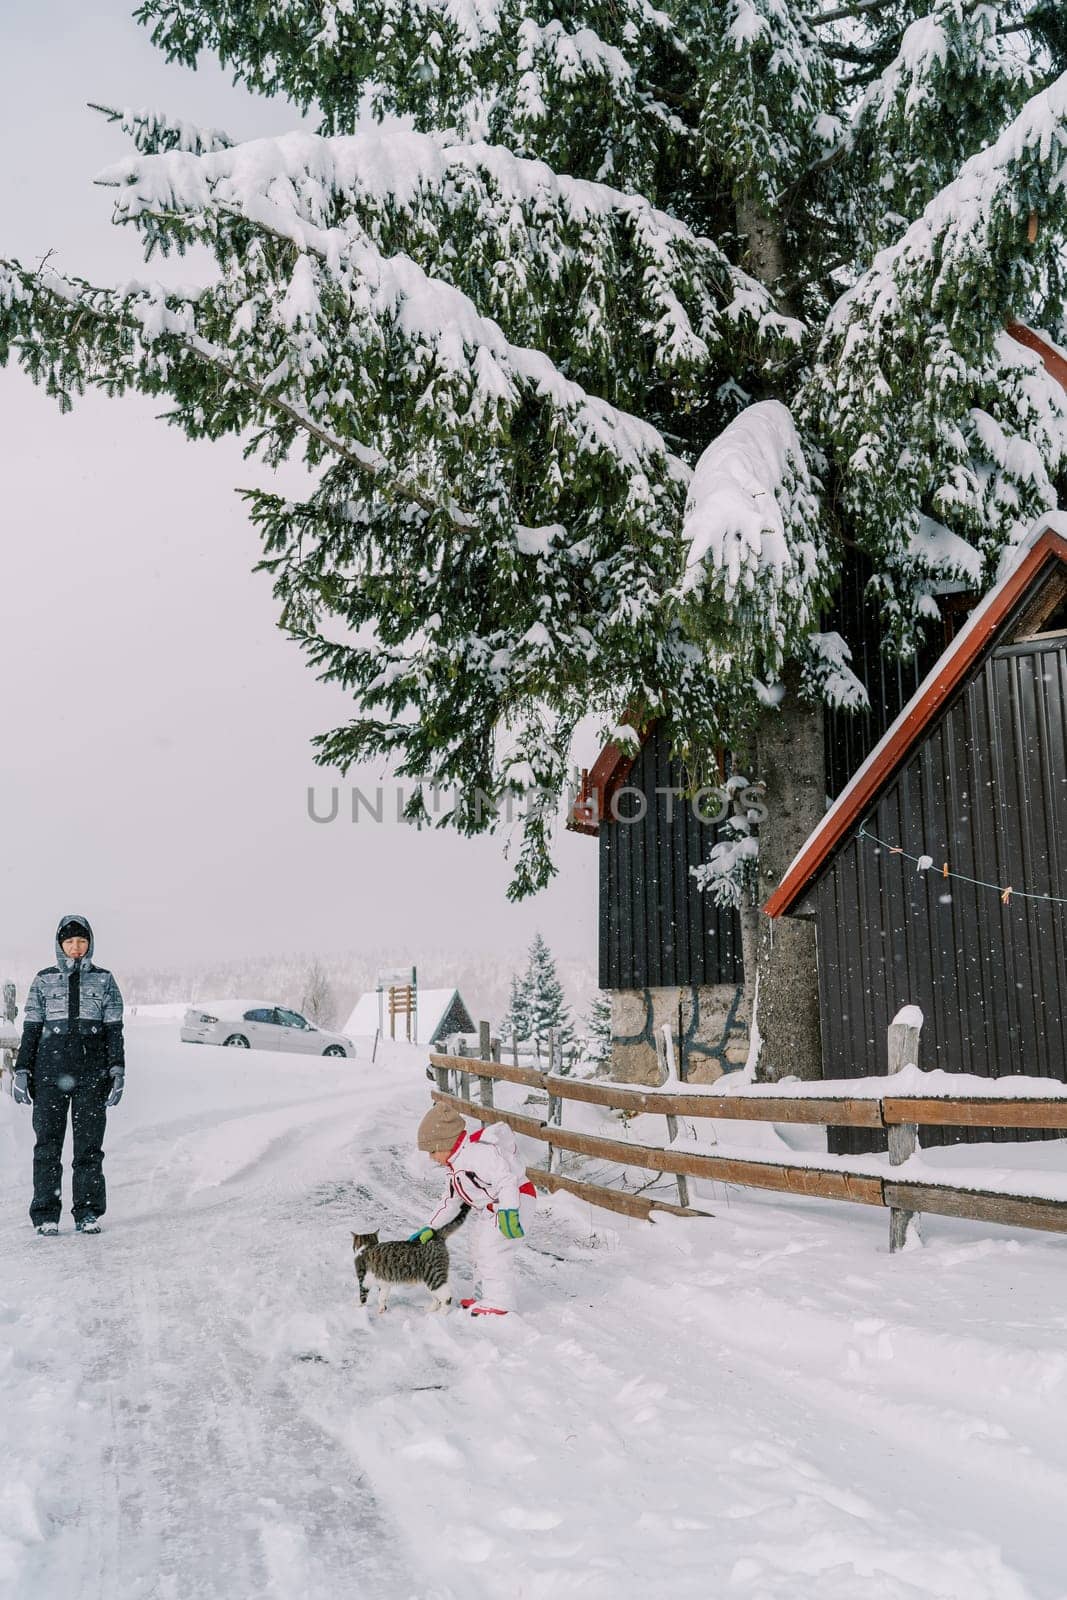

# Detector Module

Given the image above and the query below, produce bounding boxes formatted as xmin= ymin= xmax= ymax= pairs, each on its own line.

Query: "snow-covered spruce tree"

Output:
xmin=499 ymin=970 xmax=532 ymax=1048
xmin=583 ymin=991 xmax=613 ymax=1073
xmin=523 ymin=933 xmax=573 ymax=1058
xmin=1 ymin=3 xmax=1066 ymax=1078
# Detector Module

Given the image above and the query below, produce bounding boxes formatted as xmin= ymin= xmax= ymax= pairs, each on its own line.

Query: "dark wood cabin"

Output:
xmin=768 ymin=522 xmax=1067 ymax=1149
xmin=572 ymin=721 xmax=742 ymax=992
xmin=569 ymin=554 xmax=960 ymax=1009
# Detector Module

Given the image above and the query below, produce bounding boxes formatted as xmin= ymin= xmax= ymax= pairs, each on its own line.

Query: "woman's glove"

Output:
xmin=408 ymin=1226 xmax=435 ymax=1243
xmin=497 ymin=1209 xmax=524 ymax=1239
xmin=12 ymin=1071 xmax=31 ymax=1106
xmin=106 ymin=1070 xmax=125 ymax=1108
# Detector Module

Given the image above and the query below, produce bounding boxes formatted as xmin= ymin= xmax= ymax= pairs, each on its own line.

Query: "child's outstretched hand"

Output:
xmin=497 ymin=1209 xmax=524 ymax=1239
xmin=409 ymin=1226 xmax=435 ymax=1243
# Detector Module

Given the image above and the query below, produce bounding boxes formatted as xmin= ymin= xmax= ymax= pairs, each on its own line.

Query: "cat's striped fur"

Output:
xmin=352 ymin=1205 xmax=470 ymax=1314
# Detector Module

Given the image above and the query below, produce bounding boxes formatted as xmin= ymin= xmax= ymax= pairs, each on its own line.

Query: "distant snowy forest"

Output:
xmin=19 ymin=947 xmax=598 ymax=1038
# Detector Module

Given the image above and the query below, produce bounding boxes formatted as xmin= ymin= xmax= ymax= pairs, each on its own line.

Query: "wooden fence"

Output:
xmin=430 ymin=1013 xmax=1067 ymax=1250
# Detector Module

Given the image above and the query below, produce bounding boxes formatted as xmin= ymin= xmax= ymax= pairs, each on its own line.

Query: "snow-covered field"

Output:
xmin=2 ymin=1020 xmax=1066 ymax=1600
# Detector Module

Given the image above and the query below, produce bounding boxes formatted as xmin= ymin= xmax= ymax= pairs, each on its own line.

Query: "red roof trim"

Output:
xmin=568 ymin=714 xmax=652 ymax=835
xmin=764 ymin=526 xmax=1067 ymax=918
xmin=1006 ymin=321 xmax=1067 ymax=392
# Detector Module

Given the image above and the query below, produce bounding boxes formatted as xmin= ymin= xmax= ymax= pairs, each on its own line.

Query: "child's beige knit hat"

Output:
xmin=417 ymin=1104 xmax=465 ymax=1152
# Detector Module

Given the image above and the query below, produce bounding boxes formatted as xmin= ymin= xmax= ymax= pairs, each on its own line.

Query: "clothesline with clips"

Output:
xmin=856 ymin=825 xmax=1067 ymax=908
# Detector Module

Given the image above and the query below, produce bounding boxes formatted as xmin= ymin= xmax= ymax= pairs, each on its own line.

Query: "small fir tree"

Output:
xmin=584 ymin=991 xmax=613 ymax=1071
xmin=499 ymin=970 xmax=532 ymax=1047
xmin=524 ymin=933 xmax=573 ymax=1056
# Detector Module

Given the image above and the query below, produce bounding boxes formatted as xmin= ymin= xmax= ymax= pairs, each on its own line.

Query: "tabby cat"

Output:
xmin=352 ymin=1206 xmax=469 ymax=1314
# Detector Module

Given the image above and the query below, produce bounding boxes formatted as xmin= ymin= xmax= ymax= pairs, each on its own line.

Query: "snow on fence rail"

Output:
xmin=429 ymin=1011 xmax=1067 ymax=1250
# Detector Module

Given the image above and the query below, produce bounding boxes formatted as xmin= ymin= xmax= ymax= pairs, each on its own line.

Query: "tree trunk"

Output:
xmin=733 ymin=191 xmax=823 ymax=1081
xmin=738 ymin=902 xmax=759 ymax=1033
xmin=736 ymin=186 xmax=792 ymax=312
xmin=752 ymin=672 xmax=824 ymax=1081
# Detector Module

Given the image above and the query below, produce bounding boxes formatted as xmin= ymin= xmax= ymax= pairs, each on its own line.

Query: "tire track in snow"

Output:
xmin=0 ymin=1090 xmax=459 ymax=1600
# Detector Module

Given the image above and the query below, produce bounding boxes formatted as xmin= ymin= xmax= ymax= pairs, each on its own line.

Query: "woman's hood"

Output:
xmin=55 ymin=913 xmax=94 ymax=970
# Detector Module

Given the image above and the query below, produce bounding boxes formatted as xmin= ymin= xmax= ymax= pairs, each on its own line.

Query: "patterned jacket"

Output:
xmin=15 ymin=913 xmax=124 ymax=1084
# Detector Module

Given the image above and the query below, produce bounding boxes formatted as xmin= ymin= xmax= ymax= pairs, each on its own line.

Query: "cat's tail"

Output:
xmin=437 ymin=1204 xmax=471 ymax=1239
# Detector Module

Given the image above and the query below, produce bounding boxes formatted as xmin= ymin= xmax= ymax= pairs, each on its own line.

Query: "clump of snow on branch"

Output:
xmin=679 ymin=401 xmax=832 ymax=683
xmin=908 ymin=514 xmax=983 ymax=587
xmin=91 ymin=103 xmax=234 ymax=157
xmin=691 ymin=775 xmax=764 ymax=910
xmin=848 ymin=3 xmax=1033 ymax=255
xmin=799 ymin=632 xmax=869 ymax=714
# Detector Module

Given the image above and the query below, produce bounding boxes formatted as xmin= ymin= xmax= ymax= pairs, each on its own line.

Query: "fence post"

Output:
xmin=546 ymin=1027 xmax=563 ymax=1173
xmin=455 ymin=1039 xmax=470 ymax=1104
xmin=887 ymin=1005 xmax=923 ymax=1252
xmin=479 ymin=1021 xmax=494 ymax=1114
xmin=431 ymin=1031 xmax=449 ymax=1095
xmin=659 ymin=1023 xmax=691 ymax=1210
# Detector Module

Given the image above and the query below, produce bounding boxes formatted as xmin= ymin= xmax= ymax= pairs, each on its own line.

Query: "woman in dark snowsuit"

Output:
xmin=12 ymin=914 xmax=125 ymax=1234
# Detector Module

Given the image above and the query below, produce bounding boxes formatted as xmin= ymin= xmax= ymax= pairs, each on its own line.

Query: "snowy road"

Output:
xmin=2 ymin=1023 xmax=1066 ymax=1598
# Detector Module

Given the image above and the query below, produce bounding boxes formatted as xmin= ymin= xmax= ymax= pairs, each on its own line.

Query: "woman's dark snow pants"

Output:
xmin=30 ymin=1073 xmax=109 ymax=1226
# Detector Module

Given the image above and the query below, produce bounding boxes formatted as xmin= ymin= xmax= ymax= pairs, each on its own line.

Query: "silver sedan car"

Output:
xmin=181 ymin=1002 xmax=355 ymax=1057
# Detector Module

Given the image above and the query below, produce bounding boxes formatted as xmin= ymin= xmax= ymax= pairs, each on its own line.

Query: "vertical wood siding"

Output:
xmin=599 ymin=724 xmax=743 ymax=989
xmin=818 ymin=635 xmax=1067 ymax=1151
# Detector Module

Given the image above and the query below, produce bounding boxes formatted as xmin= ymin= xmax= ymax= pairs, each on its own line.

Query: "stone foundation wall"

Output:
xmin=609 ymin=984 xmax=749 ymax=1085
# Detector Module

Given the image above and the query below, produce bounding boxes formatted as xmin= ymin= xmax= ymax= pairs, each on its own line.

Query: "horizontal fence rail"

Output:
xmin=429 ymin=1085 xmax=884 ymax=1209
xmin=429 ymin=1021 xmax=1067 ymax=1251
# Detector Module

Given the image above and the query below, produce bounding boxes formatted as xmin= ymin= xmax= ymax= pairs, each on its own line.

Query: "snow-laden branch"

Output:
xmin=846 ymin=2 xmax=1034 ymax=248
xmin=833 ymin=67 xmax=1067 ymax=344
xmin=3 ymin=166 xmax=692 ymax=551
xmin=800 ymin=631 xmax=869 ymax=712
xmin=89 ymin=102 xmax=233 ymax=155
xmin=96 ymin=125 xmax=802 ymax=387
xmin=0 ymin=257 xmax=467 ymax=513
xmin=805 ymin=0 xmax=889 ymax=24
xmin=855 ymin=5 xmax=1025 ymax=128
xmin=134 ymin=0 xmax=689 ymax=194
xmin=699 ymin=0 xmax=838 ymax=209
xmin=92 ymin=139 xmax=693 ymax=489
xmin=907 ymin=513 xmax=983 ymax=590
xmin=0 ymin=257 xmax=583 ymax=545
xmin=678 ymin=401 xmax=832 ymax=680
xmin=808 ymin=65 xmax=1067 ymax=645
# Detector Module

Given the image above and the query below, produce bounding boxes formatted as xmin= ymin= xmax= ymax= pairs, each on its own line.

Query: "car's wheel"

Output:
xmin=323 ymin=1044 xmax=347 ymax=1057
xmin=223 ymin=1034 xmax=250 ymax=1049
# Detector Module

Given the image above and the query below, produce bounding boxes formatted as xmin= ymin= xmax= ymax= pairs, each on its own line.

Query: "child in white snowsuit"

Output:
xmin=412 ymin=1104 xmax=536 ymax=1316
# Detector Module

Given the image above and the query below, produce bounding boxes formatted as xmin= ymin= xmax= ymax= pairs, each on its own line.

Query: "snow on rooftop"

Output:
xmin=343 ymin=986 xmax=472 ymax=1043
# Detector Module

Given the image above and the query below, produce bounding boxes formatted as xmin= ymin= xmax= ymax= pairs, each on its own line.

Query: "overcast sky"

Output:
xmin=0 ymin=0 xmax=597 ymax=974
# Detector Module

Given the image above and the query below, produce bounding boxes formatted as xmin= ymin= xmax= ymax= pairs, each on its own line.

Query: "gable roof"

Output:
xmin=343 ymin=986 xmax=476 ymax=1044
xmin=765 ymin=518 xmax=1067 ymax=918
